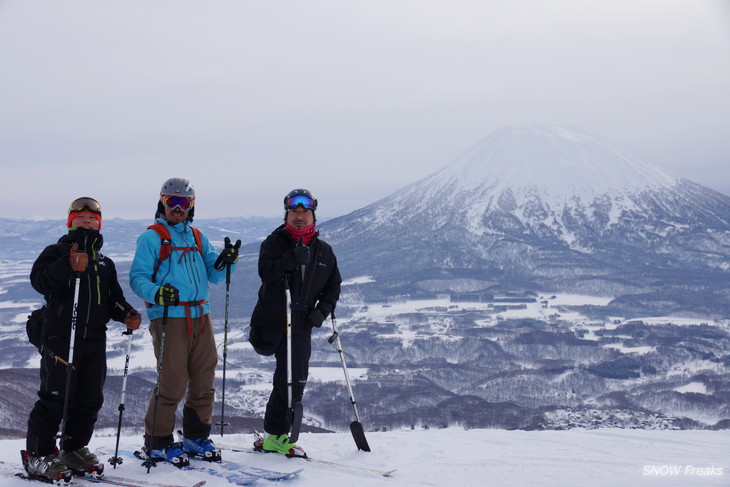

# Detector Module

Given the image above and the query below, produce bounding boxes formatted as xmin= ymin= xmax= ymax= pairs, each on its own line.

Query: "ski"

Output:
xmin=4 ymin=461 xmax=206 ymax=487
xmin=188 ymin=456 xmax=302 ymax=481
xmin=301 ymin=456 xmax=396 ymax=477
xmin=14 ymin=472 xmax=73 ymax=485
xmin=76 ymin=475 xmax=207 ymax=487
xmin=129 ymin=450 xmax=260 ymax=486
xmin=169 ymin=432 xmax=300 ymax=481
xmin=221 ymin=436 xmax=396 ymax=478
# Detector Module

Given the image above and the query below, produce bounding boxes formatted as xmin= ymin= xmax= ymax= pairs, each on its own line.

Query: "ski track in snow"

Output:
xmin=0 ymin=429 xmax=727 ymax=487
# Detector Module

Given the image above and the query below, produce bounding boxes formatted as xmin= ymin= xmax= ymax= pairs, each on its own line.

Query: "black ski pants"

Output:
xmin=26 ymin=335 xmax=107 ymax=456
xmin=263 ymin=332 xmax=311 ymax=436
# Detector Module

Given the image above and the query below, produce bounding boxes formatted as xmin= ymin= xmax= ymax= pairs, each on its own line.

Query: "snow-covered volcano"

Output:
xmin=427 ymin=124 xmax=677 ymax=203
xmin=324 ymin=125 xmax=730 ymax=316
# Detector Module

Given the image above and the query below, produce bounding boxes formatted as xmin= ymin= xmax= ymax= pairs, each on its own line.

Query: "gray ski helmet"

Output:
xmin=157 ymin=177 xmax=195 ymax=222
xmin=161 ymin=177 xmax=195 ymax=197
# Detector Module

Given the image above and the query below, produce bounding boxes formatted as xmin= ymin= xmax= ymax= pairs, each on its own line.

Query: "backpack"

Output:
xmin=147 ymin=223 xmax=204 ymax=283
xmin=26 ymin=305 xmax=46 ymax=349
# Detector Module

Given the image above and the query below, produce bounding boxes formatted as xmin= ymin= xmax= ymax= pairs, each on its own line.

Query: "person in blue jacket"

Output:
xmin=130 ymin=178 xmax=239 ymax=466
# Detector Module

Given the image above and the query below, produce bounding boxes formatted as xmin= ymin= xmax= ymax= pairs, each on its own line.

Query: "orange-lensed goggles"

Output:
xmin=68 ymin=197 xmax=101 ymax=214
xmin=161 ymin=194 xmax=194 ymax=210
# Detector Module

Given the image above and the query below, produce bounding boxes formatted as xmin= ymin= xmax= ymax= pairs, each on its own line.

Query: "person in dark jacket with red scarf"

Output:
xmin=23 ymin=197 xmax=140 ymax=482
xmin=249 ymin=188 xmax=341 ymax=457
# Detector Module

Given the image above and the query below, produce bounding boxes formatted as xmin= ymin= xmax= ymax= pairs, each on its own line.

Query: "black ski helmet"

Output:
xmin=157 ymin=177 xmax=196 ymax=222
xmin=283 ymin=188 xmax=317 ymax=221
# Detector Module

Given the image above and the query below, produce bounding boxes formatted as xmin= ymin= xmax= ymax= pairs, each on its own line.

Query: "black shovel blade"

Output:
xmin=289 ymin=401 xmax=304 ymax=443
xmin=349 ymin=421 xmax=371 ymax=451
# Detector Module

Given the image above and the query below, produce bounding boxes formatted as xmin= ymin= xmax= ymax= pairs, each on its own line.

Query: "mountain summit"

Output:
xmin=433 ymin=124 xmax=677 ymax=202
xmin=324 ymin=125 xmax=730 ymax=316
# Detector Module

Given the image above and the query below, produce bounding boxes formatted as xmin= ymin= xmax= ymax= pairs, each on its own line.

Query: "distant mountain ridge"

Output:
xmin=321 ymin=125 xmax=730 ymax=316
xmin=4 ymin=125 xmax=728 ymax=317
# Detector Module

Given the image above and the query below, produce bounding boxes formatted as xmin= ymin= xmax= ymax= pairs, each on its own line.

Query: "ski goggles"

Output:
xmin=68 ymin=197 xmax=101 ymax=215
xmin=161 ymin=194 xmax=195 ymax=210
xmin=285 ymin=194 xmax=317 ymax=211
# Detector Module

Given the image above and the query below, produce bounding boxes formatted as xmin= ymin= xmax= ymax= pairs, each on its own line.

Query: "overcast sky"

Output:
xmin=1 ymin=0 xmax=729 ymax=221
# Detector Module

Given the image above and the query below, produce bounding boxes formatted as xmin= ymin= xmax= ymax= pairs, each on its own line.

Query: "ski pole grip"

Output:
xmin=328 ymin=331 xmax=339 ymax=344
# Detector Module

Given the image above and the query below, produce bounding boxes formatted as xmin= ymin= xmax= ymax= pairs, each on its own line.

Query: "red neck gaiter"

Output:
xmin=285 ymin=223 xmax=316 ymax=245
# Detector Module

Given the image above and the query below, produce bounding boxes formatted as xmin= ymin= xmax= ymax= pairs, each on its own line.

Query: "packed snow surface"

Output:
xmin=0 ymin=429 xmax=727 ymax=487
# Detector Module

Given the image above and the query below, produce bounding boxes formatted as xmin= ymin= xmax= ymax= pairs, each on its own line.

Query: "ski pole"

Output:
xmin=216 ymin=263 xmax=232 ymax=436
xmin=109 ymin=328 xmax=134 ymax=468
xmin=214 ymin=238 xmax=240 ymax=437
xmin=328 ymin=313 xmax=371 ymax=451
xmin=284 ymin=276 xmax=305 ymax=443
xmin=287 ymin=239 xmax=307 ymax=443
xmin=216 ymin=264 xmax=231 ymax=437
xmin=145 ymin=304 xmax=169 ymax=473
xmin=57 ymin=270 xmax=81 ymax=444
xmin=284 ymin=274 xmax=294 ymax=434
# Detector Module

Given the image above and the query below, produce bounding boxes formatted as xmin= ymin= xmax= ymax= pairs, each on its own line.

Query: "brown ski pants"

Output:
xmin=144 ymin=314 xmax=217 ymax=447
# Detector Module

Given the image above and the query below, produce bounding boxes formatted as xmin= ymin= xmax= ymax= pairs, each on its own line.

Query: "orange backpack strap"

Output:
xmin=147 ymin=223 xmax=204 ymax=283
xmin=191 ymin=227 xmax=203 ymax=258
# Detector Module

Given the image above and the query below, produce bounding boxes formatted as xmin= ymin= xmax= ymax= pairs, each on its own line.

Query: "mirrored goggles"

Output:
xmin=285 ymin=194 xmax=316 ymax=210
xmin=68 ymin=197 xmax=101 ymax=214
xmin=161 ymin=194 xmax=194 ymax=210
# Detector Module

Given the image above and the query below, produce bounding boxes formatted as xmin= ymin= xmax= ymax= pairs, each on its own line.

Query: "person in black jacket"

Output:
xmin=249 ymin=188 xmax=341 ymax=457
xmin=23 ymin=197 xmax=141 ymax=482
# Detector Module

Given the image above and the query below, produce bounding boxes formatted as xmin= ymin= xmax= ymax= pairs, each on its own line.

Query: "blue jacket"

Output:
xmin=130 ymin=218 xmax=233 ymax=321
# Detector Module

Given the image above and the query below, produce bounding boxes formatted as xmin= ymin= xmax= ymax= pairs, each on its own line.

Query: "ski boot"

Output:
xmin=20 ymin=449 xmax=73 ymax=484
xmin=253 ymin=430 xmax=307 ymax=458
xmin=143 ymin=442 xmax=190 ymax=468
xmin=182 ymin=437 xmax=222 ymax=462
xmin=60 ymin=446 xmax=104 ymax=478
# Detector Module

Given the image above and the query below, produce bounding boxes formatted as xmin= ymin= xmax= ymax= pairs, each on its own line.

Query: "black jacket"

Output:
xmin=30 ymin=228 xmax=136 ymax=341
xmin=250 ymin=225 xmax=341 ymax=337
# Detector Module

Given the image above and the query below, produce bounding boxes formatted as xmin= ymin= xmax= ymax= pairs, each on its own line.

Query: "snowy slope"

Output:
xmin=0 ymin=429 xmax=727 ymax=487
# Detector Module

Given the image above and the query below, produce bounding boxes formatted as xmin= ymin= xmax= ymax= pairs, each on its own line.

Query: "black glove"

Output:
xmin=280 ymin=238 xmax=310 ymax=272
xmin=215 ymin=236 xmax=241 ymax=270
xmin=294 ymin=236 xmax=310 ymax=265
xmin=293 ymin=243 xmax=309 ymax=265
xmin=156 ymin=283 xmax=179 ymax=306
xmin=306 ymin=308 xmax=325 ymax=328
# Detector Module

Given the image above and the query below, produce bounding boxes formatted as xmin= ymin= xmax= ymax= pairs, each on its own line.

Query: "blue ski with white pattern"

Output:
xmin=129 ymin=450 xmax=260 ymax=486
